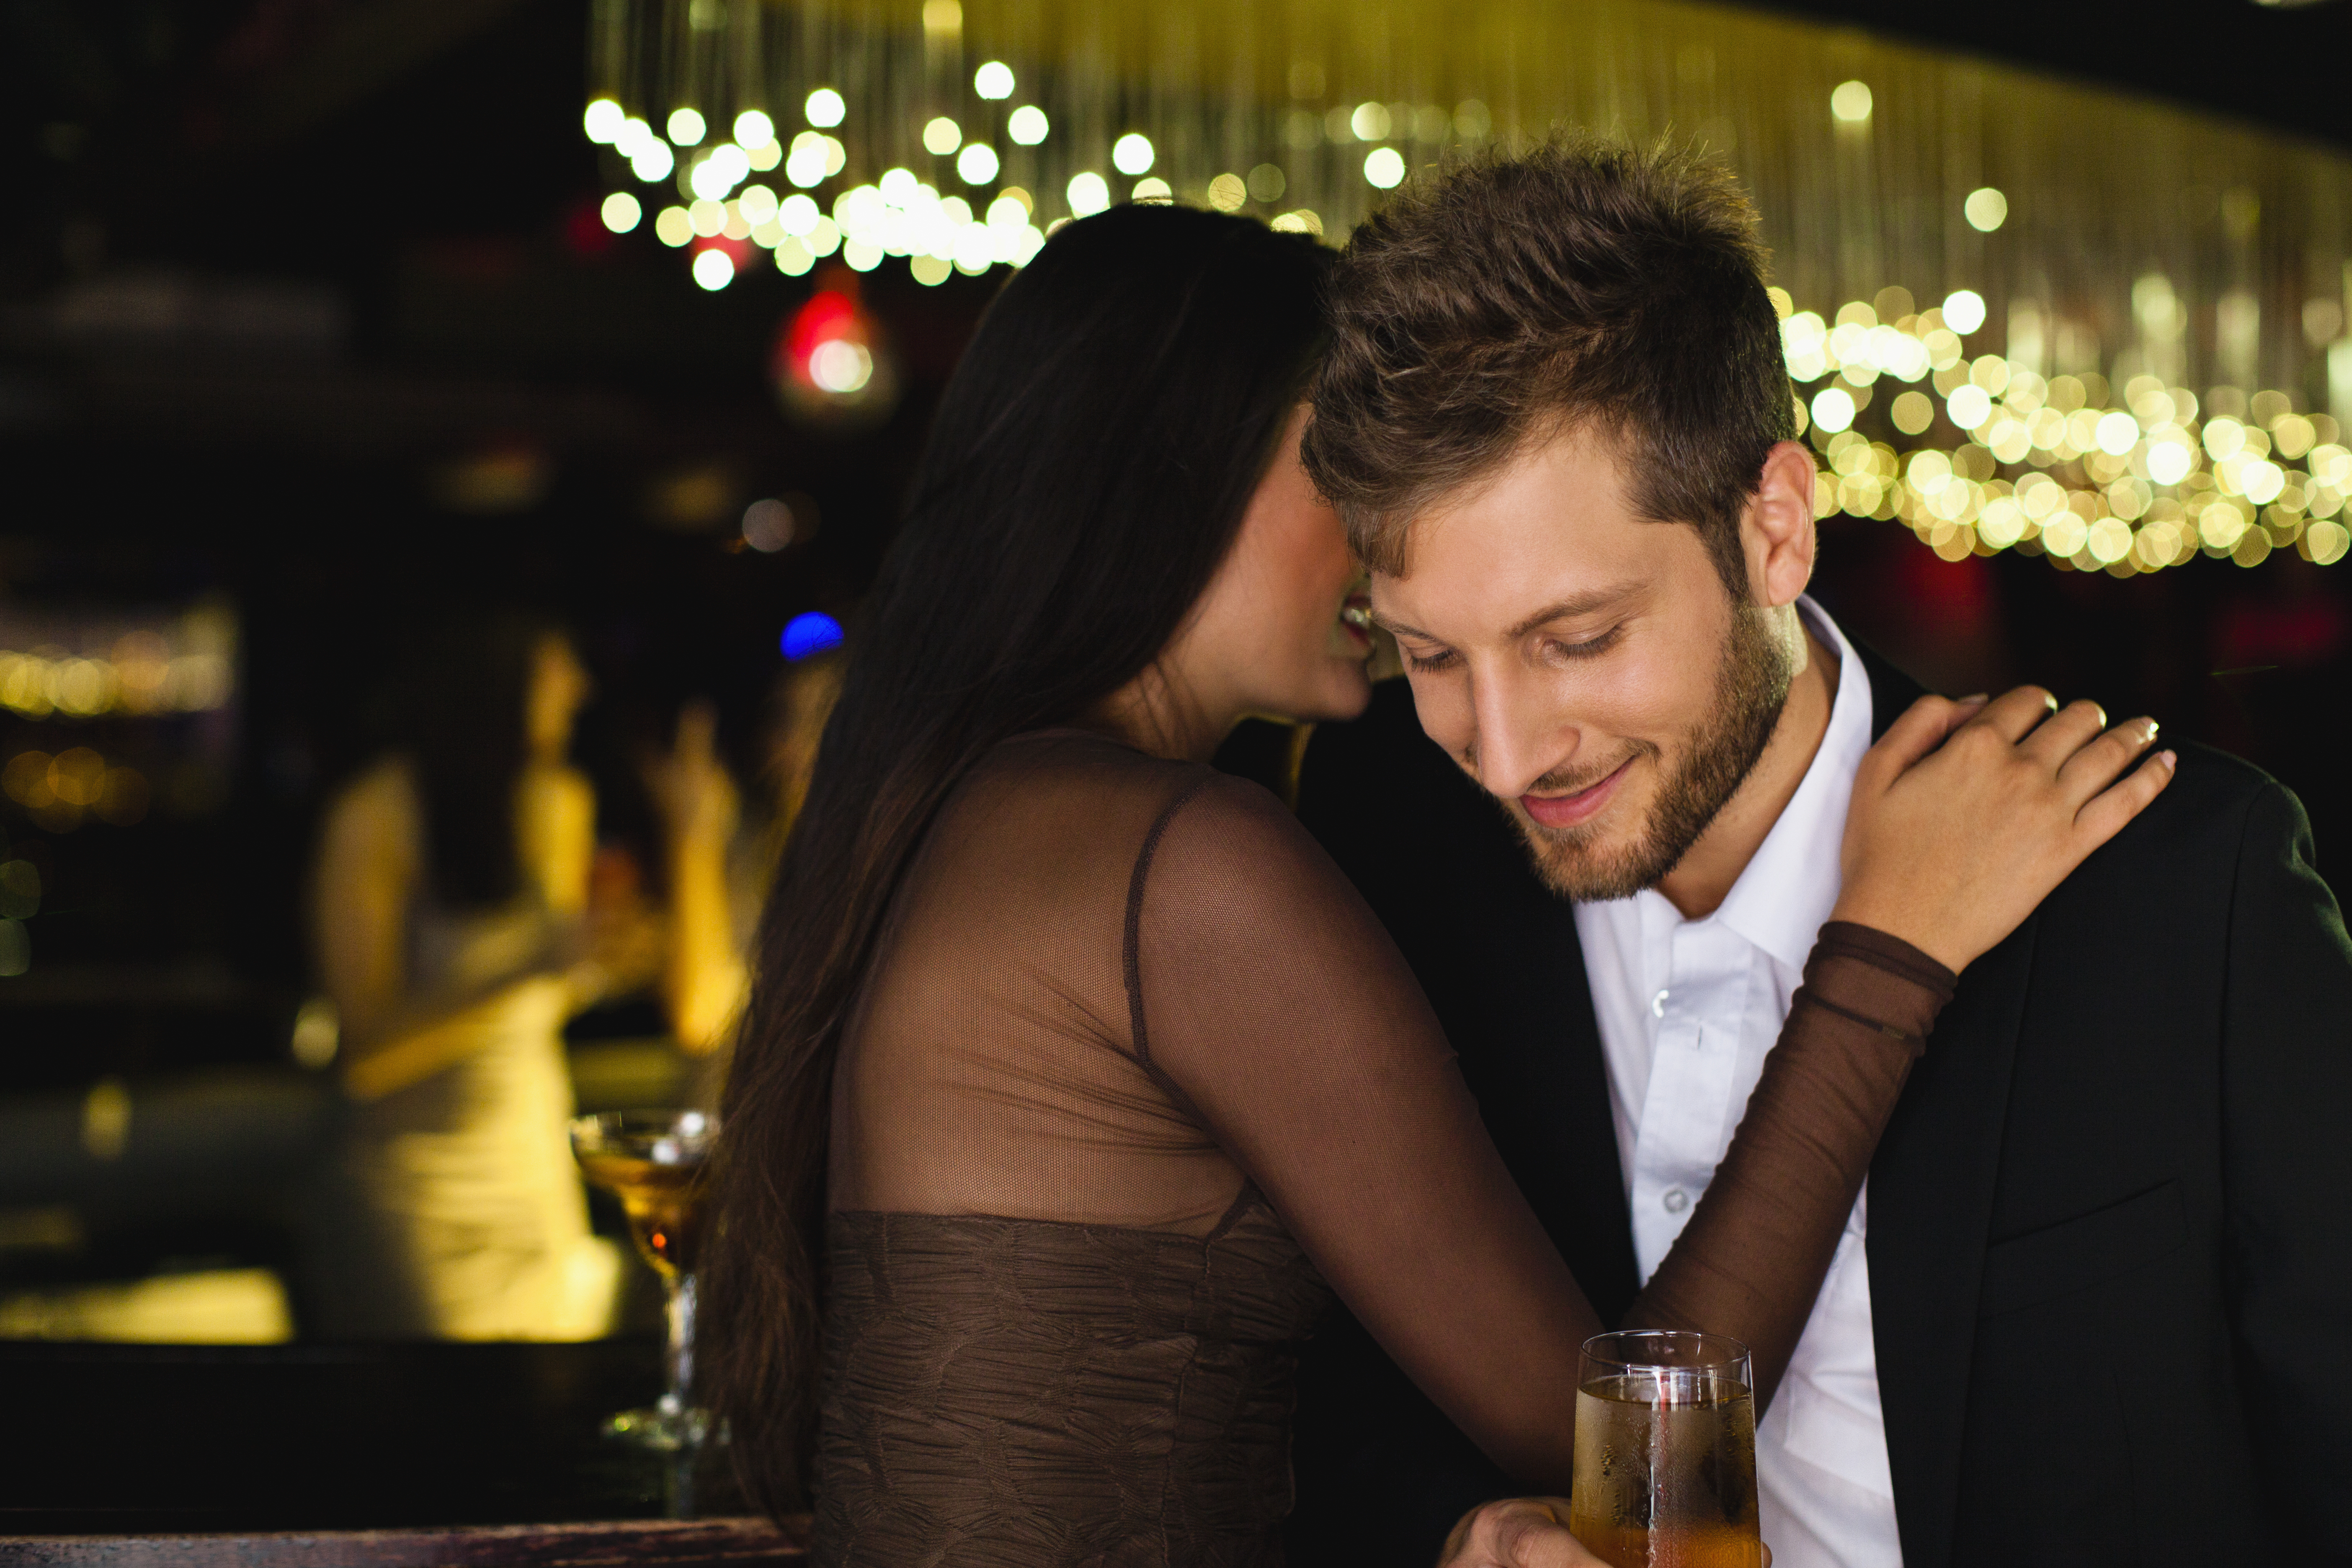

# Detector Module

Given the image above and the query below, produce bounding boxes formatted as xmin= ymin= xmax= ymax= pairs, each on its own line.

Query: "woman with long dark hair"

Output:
xmin=704 ymin=205 xmax=2167 ymax=1563
xmin=309 ymin=614 xmax=741 ymax=1338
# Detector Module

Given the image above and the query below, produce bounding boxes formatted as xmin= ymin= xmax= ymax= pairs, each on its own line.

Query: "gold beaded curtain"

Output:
xmin=583 ymin=0 xmax=2352 ymax=576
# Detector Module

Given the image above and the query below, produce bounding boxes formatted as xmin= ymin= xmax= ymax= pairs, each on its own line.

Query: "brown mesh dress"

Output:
xmin=818 ymin=731 xmax=1952 ymax=1568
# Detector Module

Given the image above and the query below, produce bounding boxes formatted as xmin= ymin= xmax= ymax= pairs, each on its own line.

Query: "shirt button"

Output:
xmin=1661 ymin=1187 xmax=1691 ymax=1214
xmin=1651 ymin=990 xmax=1670 ymax=1017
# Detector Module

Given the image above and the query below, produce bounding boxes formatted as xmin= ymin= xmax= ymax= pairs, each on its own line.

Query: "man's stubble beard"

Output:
xmin=1509 ymin=605 xmax=1795 ymax=903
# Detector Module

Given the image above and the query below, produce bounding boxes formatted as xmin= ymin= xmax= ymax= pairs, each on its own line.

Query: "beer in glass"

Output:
xmin=1568 ymin=1329 xmax=1761 ymax=1568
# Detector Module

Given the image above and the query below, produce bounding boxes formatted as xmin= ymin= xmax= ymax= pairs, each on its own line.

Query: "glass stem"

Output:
xmin=663 ymin=1271 xmax=698 ymax=1421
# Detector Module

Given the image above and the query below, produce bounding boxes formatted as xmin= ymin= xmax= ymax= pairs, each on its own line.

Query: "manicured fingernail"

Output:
xmin=1958 ymin=692 xmax=1989 ymax=704
xmin=2159 ymin=750 xmax=2177 ymax=768
xmin=2143 ymin=719 xmax=2160 ymax=743
xmin=2045 ymin=693 xmax=2060 ymax=711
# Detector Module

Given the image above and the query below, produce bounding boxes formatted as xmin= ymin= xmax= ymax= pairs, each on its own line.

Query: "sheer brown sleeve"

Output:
xmin=1135 ymin=774 xmax=1604 ymax=1493
xmin=1135 ymin=777 xmax=1955 ymax=1491
xmin=1622 ymin=922 xmax=1955 ymax=1403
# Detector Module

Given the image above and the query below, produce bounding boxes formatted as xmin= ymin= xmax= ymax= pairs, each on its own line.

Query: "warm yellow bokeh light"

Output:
xmin=733 ymin=111 xmax=774 ymax=150
xmin=957 ymin=143 xmax=999 ymax=185
xmin=1113 ymin=133 xmax=1155 ymax=175
xmin=2094 ymin=412 xmax=2139 ymax=456
xmin=1942 ymin=290 xmax=1987 ymax=335
xmin=631 ymin=141 xmax=676 ymax=183
xmin=1007 ymin=106 xmax=1049 ymax=145
xmin=1946 ymin=384 xmax=1992 ymax=429
xmin=691 ymin=248 xmax=734 ymax=291
xmin=1810 ymin=386 xmax=1856 ymax=433
xmin=1964 ymin=187 xmax=2007 ymax=232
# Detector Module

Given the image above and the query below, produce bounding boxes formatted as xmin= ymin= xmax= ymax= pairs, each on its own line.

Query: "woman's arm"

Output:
xmin=1135 ymin=772 xmax=1600 ymax=1493
xmin=644 ymin=703 xmax=749 ymax=1055
xmin=313 ymin=766 xmax=419 ymax=1058
xmin=317 ymin=767 xmax=530 ymax=1101
xmin=321 ymin=761 xmax=605 ymax=1101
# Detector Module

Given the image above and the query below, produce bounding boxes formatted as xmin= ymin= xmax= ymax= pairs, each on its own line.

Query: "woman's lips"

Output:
xmin=1338 ymin=594 xmax=1374 ymax=649
xmin=1520 ymin=758 xmax=1630 ymax=830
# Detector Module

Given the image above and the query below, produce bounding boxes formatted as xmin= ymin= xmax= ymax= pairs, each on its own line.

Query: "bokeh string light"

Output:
xmin=580 ymin=0 xmax=2352 ymax=574
xmin=0 ymin=635 xmax=233 ymax=720
xmin=1774 ymin=282 xmax=2352 ymax=575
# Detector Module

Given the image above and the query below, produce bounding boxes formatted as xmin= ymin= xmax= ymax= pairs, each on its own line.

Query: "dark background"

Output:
xmin=0 ymin=0 xmax=2346 ymax=1158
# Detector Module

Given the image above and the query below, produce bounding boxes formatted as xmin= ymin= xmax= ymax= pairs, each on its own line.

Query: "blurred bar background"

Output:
xmin=0 ymin=0 xmax=2344 ymax=1409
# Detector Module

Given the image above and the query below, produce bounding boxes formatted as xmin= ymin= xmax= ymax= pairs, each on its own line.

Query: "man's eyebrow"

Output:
xmin=1366 ymin=608 xmax=1435 ymax=641
xmin=1372 ymin=583 xmax=1644 ymax=646
xmin=1504 ymin=584 xmax=1643 ymax=640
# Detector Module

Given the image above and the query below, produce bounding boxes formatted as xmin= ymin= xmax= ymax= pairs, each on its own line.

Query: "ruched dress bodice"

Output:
xmin=816 ymin=1204 xmax=1333 ymax=1567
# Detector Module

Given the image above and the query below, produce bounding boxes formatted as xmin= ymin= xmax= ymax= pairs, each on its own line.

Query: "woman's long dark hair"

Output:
xmin=375 ymin=610 xmax=560 ymax=910
xmin=705 ymin=204 xmax=1332 ymax=1511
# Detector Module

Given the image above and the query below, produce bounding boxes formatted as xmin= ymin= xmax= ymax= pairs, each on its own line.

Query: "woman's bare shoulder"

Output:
xmin=322 ymin=757 xmax=419 ymax=847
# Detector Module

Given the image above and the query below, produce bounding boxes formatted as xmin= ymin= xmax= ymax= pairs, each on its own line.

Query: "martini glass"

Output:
xmin=571 ymin=1109 xmax=720 ymax=1451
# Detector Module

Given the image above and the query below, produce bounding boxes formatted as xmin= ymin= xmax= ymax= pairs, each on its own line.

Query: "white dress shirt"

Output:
xmin=1571 ymin=597 xmax=1902 ymax=1568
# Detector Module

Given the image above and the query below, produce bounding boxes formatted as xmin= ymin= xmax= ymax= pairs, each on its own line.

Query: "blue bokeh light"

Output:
xmin=781 ymin=611 xmax=845 ymax=661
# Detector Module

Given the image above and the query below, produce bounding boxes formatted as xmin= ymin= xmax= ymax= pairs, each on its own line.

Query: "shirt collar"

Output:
xmin=1704 ymin=596 xmax=1874 ymax=973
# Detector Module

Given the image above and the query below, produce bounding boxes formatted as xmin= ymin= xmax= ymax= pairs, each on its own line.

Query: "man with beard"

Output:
xmin=1288 ymin=141 xmax=2351 ymax=1568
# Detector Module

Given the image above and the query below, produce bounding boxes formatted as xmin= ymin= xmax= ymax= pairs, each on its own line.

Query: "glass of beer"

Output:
xmin=1568 ymin=1330 xmax=1762 ymax=1568
xmin=572 ymin=1108 xmax=720 ymax=1451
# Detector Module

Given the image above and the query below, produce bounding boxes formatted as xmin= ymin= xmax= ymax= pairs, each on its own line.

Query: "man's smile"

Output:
xmin=1519 ymin=757 xmax=1633 ymax=830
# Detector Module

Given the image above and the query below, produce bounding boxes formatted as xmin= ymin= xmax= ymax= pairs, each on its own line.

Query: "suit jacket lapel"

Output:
xmin=1850 ymin=638 xmax=2029 ymax=1568
xmin=1867 ymin=921 xmax=2032 ymax=1568
xmin=1467 ymin=879 xmax=1642 ymax=1326
xmin=1403 ymin=707 xmax=1643 ymax=1323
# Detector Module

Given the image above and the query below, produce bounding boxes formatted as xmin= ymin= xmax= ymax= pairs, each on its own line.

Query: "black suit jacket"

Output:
xmin=1286 ymin=654 xmax=2352 ymax=1568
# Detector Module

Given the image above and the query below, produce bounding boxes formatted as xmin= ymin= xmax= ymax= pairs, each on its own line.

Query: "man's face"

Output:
xmin=1370 ymin=423 xmax=1792 ymax=901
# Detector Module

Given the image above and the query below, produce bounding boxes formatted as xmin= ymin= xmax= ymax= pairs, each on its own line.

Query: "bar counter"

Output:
xmin=0 ymin=1340 xmax=805 ymax=1564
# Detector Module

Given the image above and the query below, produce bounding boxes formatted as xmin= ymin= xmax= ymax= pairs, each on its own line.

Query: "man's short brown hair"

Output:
xmin=1303 ymin=137 xmax=1794 ymax=594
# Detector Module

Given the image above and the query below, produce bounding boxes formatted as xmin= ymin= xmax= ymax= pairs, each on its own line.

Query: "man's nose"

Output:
xmin=1467 ymin=664 xmax=1575 ymax=800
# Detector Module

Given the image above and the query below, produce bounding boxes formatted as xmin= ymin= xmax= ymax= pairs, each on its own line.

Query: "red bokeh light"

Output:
xmin=776 ymin=281 xmax=867 ymax=389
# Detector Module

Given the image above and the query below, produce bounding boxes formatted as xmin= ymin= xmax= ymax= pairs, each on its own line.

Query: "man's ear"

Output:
xmin=1741 ymin=441 xmax=1820 ymax=609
